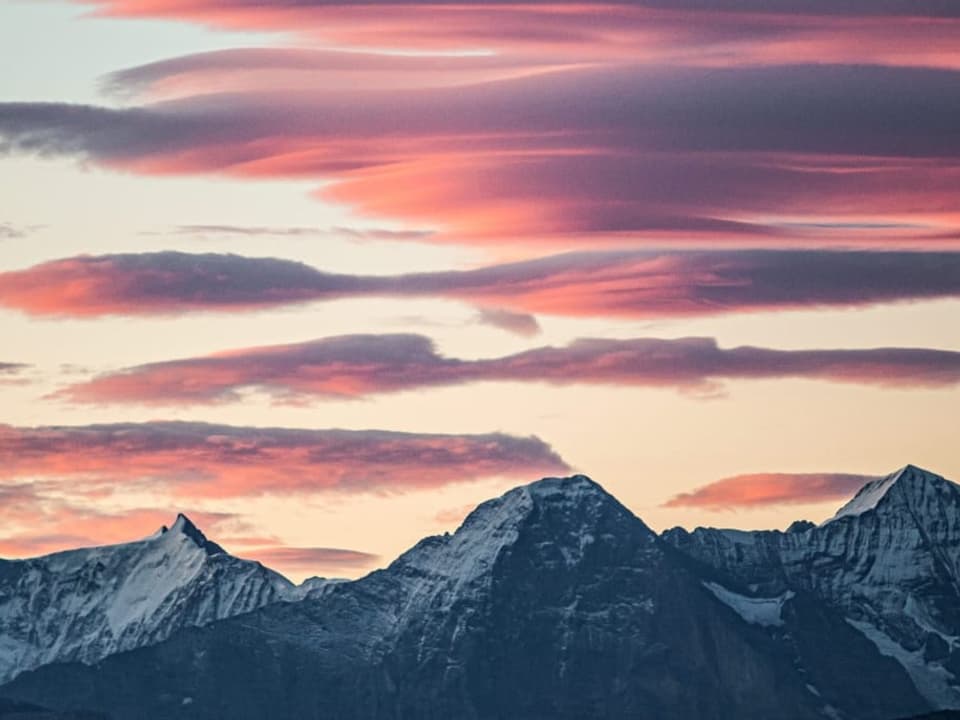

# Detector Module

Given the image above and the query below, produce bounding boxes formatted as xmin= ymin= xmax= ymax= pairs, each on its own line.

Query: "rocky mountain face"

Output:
xmin=0 ymin=514 xmax=294 ymax=685
xmin=664 ymin=465 xmax=960 ymax=710
xmin=2 ymin=473 xmax=953 ymax=720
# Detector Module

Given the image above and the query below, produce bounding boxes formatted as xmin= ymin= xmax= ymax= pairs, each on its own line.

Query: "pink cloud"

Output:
xmin=0 ymin=422 xmax=570 ymax=500
xmin=54 ymin=334 xmax=960 ymax=407
xmin=3 ymin=250 xmax=960 ymax=319
xmin=4 ymin=65 xmax=960 ymax=246
xmin=73 ymin=1 xmax=960 ymax=73
xmin=103 ymin=48 xmax=579 ymax=101
xmin=664 ymin=472 xmax=877 ymax=509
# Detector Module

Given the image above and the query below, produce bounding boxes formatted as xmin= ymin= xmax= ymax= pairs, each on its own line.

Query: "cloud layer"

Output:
xmin=664 ymin=472 xmax=877 ymax=509
xmin=3 ymin=249 xmax=959 ymax=319
xmin=75 ymin=1 xmax=960 ymax=69
xmin=4 ymin=62 xmax=960 ymax=245
xmin=0 ymin=421 xmax=569 ymax=499
xmin=2 ymin=0 xmax=956 ymax=556
xmin=0 ymin=421 xmax=566 ymax=565
xmin=56 ymin=334 xmax=960 ymax=405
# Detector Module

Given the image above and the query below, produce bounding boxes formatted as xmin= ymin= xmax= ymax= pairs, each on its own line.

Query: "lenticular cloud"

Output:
xmin=664 ymin=472 xmax=879 ymax=509
xmin=2 ymin=249 xmax=959 ymax=319
xmin=3 ymin=63 xmax=960 ymax=245
xmin=55 ymin=334 xmax=960 ymax=406
xmin=0 ymin=422 xmax=571 ymax=498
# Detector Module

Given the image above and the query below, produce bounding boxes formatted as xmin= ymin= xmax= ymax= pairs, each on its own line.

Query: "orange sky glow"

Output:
xmin=1 ymin=0 xmax=958 ymax=581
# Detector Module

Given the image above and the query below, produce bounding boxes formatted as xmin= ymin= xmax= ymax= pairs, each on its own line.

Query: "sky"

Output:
xmin=1 ymin=0 xmax=959 ymax=582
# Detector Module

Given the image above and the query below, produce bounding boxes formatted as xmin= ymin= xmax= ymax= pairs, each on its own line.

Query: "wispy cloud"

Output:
xmin=102 ymin=48 xmax=565 ymax=99
xmin=0 ymin=223 xmax=39 ymax=240
xmin=75 ymin=1 xmax=960 ymax=70
xmin=0 ymin=362 xmax=31 ymax=386
xmin=162 ymin=224 xmax=433 ymax=242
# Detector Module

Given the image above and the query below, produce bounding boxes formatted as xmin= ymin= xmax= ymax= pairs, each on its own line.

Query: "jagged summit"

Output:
xmin=0 ymin=511 xmax=294 ymax=685
xmin=162 ymin=513 xmax=226 ymax=556
xmin=826 ymin=464 xmax=954 ymax=525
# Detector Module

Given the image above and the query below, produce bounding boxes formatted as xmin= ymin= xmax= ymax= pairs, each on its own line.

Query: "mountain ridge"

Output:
xmin=0 ymin=512 xmax=297 ymax=684
xmin=664 ymin=464 xmax=960 ymax=709
xmin=3 ymin=467 xmax=955 ymax=719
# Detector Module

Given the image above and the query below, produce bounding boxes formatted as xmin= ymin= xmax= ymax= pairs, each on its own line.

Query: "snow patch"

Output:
xmin=702 ymin=582 xmax=793 ymax=627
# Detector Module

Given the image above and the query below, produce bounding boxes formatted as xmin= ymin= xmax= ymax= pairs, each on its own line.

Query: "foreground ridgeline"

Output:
xmin=2 ymin=467 xmax=960 ymax=719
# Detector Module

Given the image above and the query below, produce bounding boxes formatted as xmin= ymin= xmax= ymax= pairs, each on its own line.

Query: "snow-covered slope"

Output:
xmin=665 ymin=464 xmax=960 ymax=709
xmin=826 ymin=468 xmax=907 ymax=523
xmin=0 ymin=514 xmax=295 ymax=684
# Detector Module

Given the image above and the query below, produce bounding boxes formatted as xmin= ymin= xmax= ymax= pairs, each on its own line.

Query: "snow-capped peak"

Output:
xmin=388 ymin=474 xmax=653 ymax=612
xmin=0 ymin=514 xmax=294 ymax=685
xmin=824 ymin=464 xmax=951 ymax=525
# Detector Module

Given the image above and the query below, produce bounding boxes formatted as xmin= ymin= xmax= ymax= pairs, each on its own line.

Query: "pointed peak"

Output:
xmin=171 ymin=512 xmax=197 ymax=532
xmin=885 ymin=464 xmax=954 ymax=496
xmin=826 ymin=464 xmax=953 ymax=524
xmin=162 ymin=513 xmax=226 ymax=556
xmin=897 ymin=463 xmax=939 ymax=479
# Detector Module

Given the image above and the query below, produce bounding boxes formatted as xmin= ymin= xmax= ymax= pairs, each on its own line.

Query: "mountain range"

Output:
xmin=2 ymin=465 xmax=959 ymax=719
